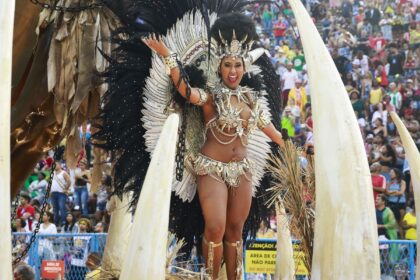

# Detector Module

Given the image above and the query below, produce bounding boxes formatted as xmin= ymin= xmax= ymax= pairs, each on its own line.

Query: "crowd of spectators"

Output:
xmin=13 ymin=157 xmax=111 ymax=236
xmin=12 ymin=125 xmax=110 ymax=279
xmin=246 ymin=0 xmax=419 ymax=244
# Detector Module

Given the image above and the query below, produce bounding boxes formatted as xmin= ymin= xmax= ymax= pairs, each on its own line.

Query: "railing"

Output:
xmin=378 ymin=239 xmax=416 ymax=280
xmin=12 ymin=233 xmax=417 ymax=280
xmin=12 ymin=233 xmax=107 ymax=280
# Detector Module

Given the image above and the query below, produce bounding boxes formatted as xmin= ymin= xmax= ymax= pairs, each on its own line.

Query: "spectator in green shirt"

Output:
xmin=281 ymin=107 xmax=295 ymax=137
xmin=292 ymin=48 xmax=305 ymax=73
xmin=262 ymin=5 xmax=273 ymax=34
xmin=376 ymin=194 xmax=399 ymax=263
xmin=349 ymin=88 xmax=366 ymax=119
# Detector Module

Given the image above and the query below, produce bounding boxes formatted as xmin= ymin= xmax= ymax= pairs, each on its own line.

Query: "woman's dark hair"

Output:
xmin=16 ymin=218 xmax=27 ymax=228
xmin=66 ymin=213 xmax=75 ymax=223
xmin=377 ymin=194 xmax=387 ymax=205
xmin=210 ymin=12 xmax=258 ymax=45
xmin=44 ymin=211 xmax=54 ymax=222
xmin=31 ymin=199 xmax=41 ymax=208
xmin=391 ymin=168 xmax=403 ymax=182
xmin=64 ymin=213 xmax=76 ymax=232
xmin=375 ymin=118 xmax=383 ymax=125
xmin=383 ymin=144 xmax=396 ymax=163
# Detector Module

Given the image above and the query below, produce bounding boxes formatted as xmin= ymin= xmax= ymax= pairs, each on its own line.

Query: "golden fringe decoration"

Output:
xmin=37 ymin=0 xmax=120 ymax=169
xmin=11 ymin=1 xmax=120 ymax=194
xmin=91 ymin=233 xmax=206 ymax=279
xmin=166 ymin=233 xmax=207 ymax=280
xmin=267 ymin=142 xmax=315 ymax=274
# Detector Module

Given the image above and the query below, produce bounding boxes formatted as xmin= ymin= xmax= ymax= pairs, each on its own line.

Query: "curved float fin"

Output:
xmin=288 ymin=0 xmax=380 ymax=278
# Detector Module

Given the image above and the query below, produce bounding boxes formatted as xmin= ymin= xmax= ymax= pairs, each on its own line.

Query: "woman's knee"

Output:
xmin=225 ymin=221 xmax=244 ymax=240
xmin=205 ymin=222 xmax=225 ymax=241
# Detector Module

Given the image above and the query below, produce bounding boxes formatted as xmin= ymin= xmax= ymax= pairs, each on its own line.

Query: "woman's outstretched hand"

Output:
xmin=141 ymin=34 xmax=171 ymax=57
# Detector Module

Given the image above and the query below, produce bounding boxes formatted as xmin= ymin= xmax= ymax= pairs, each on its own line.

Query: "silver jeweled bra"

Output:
xmin=205 ymin=84 xmax=270 ymax=146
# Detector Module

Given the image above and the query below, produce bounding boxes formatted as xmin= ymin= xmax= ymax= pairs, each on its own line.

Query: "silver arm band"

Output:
xmin=162 ymin=52 xmax=178 ymax=75
xmin=257 ymin=110 xmax=271 ymax=130
xmin=195 ymin=88 xmax=209 ymax=106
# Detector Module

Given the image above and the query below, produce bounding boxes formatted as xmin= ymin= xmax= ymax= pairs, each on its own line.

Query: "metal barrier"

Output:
xmin=12 ymin=234 xmax=417 ymax=280
xmin=379 ymin=240 xmax=416 ymax=280
xmin=12 ymin=233 xmax=107 ymax=280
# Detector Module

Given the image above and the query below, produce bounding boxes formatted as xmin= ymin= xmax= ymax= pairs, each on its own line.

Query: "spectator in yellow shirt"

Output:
xmin=287 ymin=79 xmax=308 ymax=117
xmin=402 ymin=202 xmax=416 ymax=240
xmin=408 ymin=22 xmax=419 ymax=48
xmin=281 ymin=42 xmax=290 ymax=58
xmin=369 ymin=80 xmax=383 ymax=106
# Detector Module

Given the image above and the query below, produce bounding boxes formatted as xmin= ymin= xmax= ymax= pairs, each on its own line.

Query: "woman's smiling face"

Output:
xmin=219 ymin=56 xmax=244 ymax=89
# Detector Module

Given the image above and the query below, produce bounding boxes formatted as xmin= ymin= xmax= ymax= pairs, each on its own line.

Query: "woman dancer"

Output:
xmin=142 ymin=13 xmax=284 ymax=279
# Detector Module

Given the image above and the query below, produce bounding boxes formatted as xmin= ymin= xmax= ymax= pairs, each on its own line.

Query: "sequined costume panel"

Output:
xmin=186 ymin=153 xmax=252 ymax=188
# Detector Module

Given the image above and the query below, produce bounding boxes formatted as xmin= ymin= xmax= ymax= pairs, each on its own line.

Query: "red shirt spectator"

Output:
xmin=369 ymin=35 xmax=386 ymax=51
xmin=273 ymin=20 xmax=287 ymax=38
xmin=369 ymin=34 xmax=387 ymax=60
xmin=370 ymin=163 xmax=386 ymax=205
xmin=44 ymin=157 xmax=53 ymax=169
xmin=16 ymin=192 xmax=35 ymax=231
xmin=305 ymin=115 xmax=313 ymax=130
xmin=376 ymin=65 xmax=389 ymax=88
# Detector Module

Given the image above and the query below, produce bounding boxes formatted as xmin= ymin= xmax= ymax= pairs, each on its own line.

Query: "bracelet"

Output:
xmin=162 ymin=52 xmax=179 ymax=75
xmin=195 ymin=88 xmax=208 ymax=106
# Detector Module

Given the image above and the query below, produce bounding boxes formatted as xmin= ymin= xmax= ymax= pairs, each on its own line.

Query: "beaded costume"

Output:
xmin=187 ymin=153 xmax=253 ymax=188
xmin=186 ymin=84 xmax=271 ymax=191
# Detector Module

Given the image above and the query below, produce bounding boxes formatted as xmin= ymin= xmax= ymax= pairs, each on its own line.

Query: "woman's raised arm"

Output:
xmin=142 ymin=35 xmax=208 ymax=106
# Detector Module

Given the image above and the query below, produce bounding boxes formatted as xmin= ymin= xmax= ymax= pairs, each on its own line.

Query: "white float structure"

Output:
xmin=288 ymin=0 xmax=380 ymax=279
xmin=275 ymin=201 xmax=295 ymax=280
xmin=101 ymin=193 xmax=132 ymax=278
xmin=119 ymin=114 xmax=179 ymax=279
xmin=0 ymin=0 xmax=15 ymax=278
xmin=390 ymin=112 xmax=420 ymax=279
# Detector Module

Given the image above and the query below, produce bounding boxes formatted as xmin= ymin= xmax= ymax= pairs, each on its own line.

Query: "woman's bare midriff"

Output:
xmin=200 ymin=130 xmax=247 ymax=163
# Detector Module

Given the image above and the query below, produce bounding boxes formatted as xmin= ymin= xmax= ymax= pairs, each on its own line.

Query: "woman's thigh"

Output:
xmin=226 ymin=175 xmax=253 ymax=230
xmin=197 ymin=175 xmax=228 ymax=231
